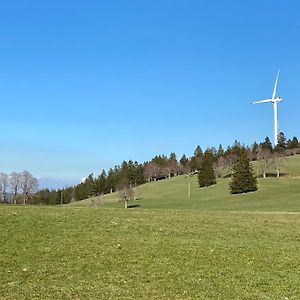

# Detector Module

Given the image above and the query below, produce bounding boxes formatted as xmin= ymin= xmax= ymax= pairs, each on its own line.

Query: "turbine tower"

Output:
xmin=252 ymin=70 xmax=283 ymax=146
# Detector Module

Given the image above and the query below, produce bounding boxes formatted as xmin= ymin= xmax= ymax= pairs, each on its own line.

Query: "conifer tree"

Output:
xmin=287 ymin=136 xmax=299 ymax=149
xmin=96 ymin=170 xmax=107 ymax=195
xmin=86 ymin=174 xmax=97 ymax=198
xmin=198 ymin=150 xmax=216 ymax=187
xmin=229 ymin=151 xmax=257 ymax=194
xmin=261 ymin=136 xmax=273 ymax=152
xmin=217 ymin=144 xmax=224 ymax=158
xmin=274 ymin=131 xmax=286 ymax=154
xmin=190 ymin=146 xmax=203 ymax=172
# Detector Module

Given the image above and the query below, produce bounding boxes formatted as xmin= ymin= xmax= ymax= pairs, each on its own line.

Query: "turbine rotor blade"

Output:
xmin=272 ymin=69 xmax=280 ymax=99
xmin=252 ymin=99 xmax=273 ymax=104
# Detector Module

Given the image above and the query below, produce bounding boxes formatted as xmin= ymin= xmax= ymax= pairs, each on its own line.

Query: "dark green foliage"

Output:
xmin=152 ymin=155 xmax=169 ymax=167
xmin=217 ymin=144 xmax=225 ymax=158
xmin=106 ymin=168 xmax=116 ymax=193
xmin=261 ymin=136 xmax=273 ymax=152
xmin=287 ymin=137 xmax=299 ymax=149
xmin=169 ymin=153 xmax=178 ymax=175
xmin=180 ymin=154 xmax=189 ymax=167
xmin=198 ymin=150 xmax=216 ymax=188
xmin=230 ymin=151 xmax=257 ymax=194
xmin=32 ymin=189 xmax=58 ymax=205
xmin=32 ymin=186 xmax=75 ymax=205
xmin=190 ymin=146 xmax=203 ymax=172
xmin=251 ymin=142 xmax=259 ymax=160
xmin=96 ymin=170 xmax=107 ymax=195
xmin=74 ymin=182 xmax=89 ymax=201
xmin=225 ymin=140 xmax=247 ymax=157
xmin=274 ymin=132 xmax=287 ymax=154
xmin=85 ymin=174 xmax=97 ymax=198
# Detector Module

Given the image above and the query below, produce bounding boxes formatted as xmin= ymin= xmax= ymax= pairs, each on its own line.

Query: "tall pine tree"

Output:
xmin=229 ymin=151 xmax=257 ymax=194
xmin=198 ymin=150 xmax=216 ymax=187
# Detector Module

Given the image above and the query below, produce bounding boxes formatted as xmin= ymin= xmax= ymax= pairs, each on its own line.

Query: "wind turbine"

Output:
xmin=252 ymin=70 xmax=283 ymax=146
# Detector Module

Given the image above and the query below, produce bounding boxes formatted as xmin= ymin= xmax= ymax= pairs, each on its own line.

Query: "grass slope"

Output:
xmin=1 ymin=206 xmax=300 ymax=299
xmin=71 ymin=176 xmax=300 ymax=211
xmin=69 ymin=155 xmax=300 ymax=211
xmin=250 ymin=154 xmax=300 ymax=177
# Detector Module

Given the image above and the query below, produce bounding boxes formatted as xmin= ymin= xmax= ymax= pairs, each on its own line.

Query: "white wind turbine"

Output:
xmin=252 ymin=70 xmax=283 ymax=146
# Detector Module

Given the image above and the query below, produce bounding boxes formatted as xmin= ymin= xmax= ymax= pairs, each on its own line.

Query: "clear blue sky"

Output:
xmin=1 ymin=0 xmax=300 ymax=184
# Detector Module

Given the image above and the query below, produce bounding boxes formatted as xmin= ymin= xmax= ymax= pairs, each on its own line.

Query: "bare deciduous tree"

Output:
xmin=10 ymin=172 xmax=21 ymax=205
xmin=257 ymin=146 xmax=272 ymax=178
xmin=118 ymin=184 xmax=134 ymax=209
xmin=0 ymin=173 xmax=9 ymax=203
xmin=272 ymin=153 xmax=284 ymax=178
xmin=20 ymin=170 xmax=39 ymax=205
xmin=216 ymin=156 xmax=226 ymax=178
xmin=224 ymin=154 xmax=238 ymax=177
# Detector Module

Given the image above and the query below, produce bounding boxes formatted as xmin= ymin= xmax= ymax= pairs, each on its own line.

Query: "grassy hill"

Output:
xmin=251 ymin=153 xmax=300 ymax=177
xmin=69 ymin=154 xmax=300 ymax=211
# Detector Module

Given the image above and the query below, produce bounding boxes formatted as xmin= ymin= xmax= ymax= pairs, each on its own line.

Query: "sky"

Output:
xmin=1 ymin=0 xmax=300 ymax=187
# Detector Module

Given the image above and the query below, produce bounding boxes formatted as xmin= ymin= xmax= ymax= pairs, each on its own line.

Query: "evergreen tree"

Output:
xmin=168 ymin=152 xmax=178 ymax=176
xmin=217 ymin=144 xmax=224 ymax=158
xmin=251 ymin=142 xmax=259 ymax=160
xmin=229 ymin=151 xmax=257 ymax=194
xmin=136 ymin=162 xmax=146 ymax=185
xmin=179 ymin=154 xmax=189 ymax=167
xmin=86 ymin=174 xmax=97 ymax=198
xmin=190 ymin=146 xmax=203 ymax=172
xmin=261 ymin=136 xmax=273 ymax=152
xmin=74 ymin=182 xmax=89 ymax=200
xmin=286 ymin=136 xmax=299 ymax=149
xmin=96 ymin=170 xmax=107 ymax=194
xmin=107 ymin=168 xmax=116 ymax=193
xmin=198 ymin=150 xmax=216 ymax=187
xmin=275 ymin=131 xmax=287 ymax=154
xmin=194 ymin=145 xmax=203 ymax=156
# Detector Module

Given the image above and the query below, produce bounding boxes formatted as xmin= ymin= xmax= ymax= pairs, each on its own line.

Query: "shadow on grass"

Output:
xmin=128 ymin=204 xmax=141 ymax=209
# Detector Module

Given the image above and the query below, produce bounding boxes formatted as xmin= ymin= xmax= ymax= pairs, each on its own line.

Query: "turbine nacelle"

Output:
xmin=252 ymin=96 xmax=283 ymax=105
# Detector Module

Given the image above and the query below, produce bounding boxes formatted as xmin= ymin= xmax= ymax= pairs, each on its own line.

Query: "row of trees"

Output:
xmin=197 ymin=132 xmax=299 ymax=193
xmin=30 ymin=132 xmax=300 ymax=204
xmin=0 ymin=171 xmax=38 ymax=204
xmin=32 ymin=161 xmax=145 ymax=205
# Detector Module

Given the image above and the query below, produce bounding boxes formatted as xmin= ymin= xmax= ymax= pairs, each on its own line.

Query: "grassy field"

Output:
xmin=1 ymin=155 xmax=300 ymax=299
xmin=1 ymin=206 xmax=300 ymax=299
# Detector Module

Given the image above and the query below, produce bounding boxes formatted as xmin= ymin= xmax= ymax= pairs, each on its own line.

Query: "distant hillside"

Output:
xmin=68 ymin=155 xmax=300 ymax=212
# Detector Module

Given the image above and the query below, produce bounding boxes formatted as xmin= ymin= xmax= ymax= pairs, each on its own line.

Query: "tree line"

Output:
xmin=197 ymin=133 xmax=299 ymax=193
xmin=4 ymin=132 xmax=299 ymax=205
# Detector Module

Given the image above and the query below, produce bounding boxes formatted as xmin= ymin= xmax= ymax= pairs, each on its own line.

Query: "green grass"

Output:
xmin=281 ymin=155 xmax=300 ymax=176
xmin=1 ymin=206 xmax=300 ymax=299
xmin=1 ymin=155 xmax=300 ymax=299
xmin=70 ymin=154 xmax=300 ymax=212
xmin=251 ymin=154 xmax=300 ymax=177
xmin=69 ymin=176 xmax=300 ymax=212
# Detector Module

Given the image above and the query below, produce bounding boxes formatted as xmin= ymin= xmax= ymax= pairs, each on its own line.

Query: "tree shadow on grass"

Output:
xmin=128 ymin=204 xmax=141 ymax=209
